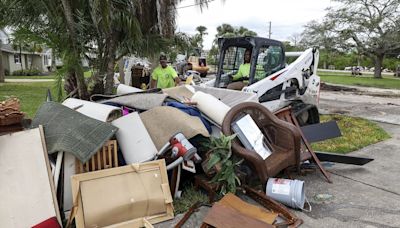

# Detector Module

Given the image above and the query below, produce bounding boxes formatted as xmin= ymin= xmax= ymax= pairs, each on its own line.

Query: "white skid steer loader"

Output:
xmin=203 ymin=36 xmax=321 ymax=125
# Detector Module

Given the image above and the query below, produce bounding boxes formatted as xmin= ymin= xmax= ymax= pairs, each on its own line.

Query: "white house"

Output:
xmin=1 ymin=43 xmax=52 ymax=74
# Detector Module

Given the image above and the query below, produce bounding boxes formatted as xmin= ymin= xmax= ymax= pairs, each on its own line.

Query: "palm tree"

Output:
xmin=0 ymin=38 xmax=4 ymax=83
xmin=4 ymin=0 xmax=212 ymax=97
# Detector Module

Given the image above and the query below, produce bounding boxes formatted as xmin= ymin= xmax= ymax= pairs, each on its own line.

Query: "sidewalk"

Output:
xmin=323 ymin=82 xmax=400 ymax=96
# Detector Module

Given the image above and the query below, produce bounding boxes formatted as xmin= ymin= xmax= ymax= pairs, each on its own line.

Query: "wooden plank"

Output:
xmin=113 ymin=141 xmax=118 ymax=167
xmin=97 ymin=149 xmax=102 ymax=170
xmin=103 ymin=146 xmax=107 ymax=168
xmin=0 ymin=127 xmax=61 ymax=227
xmin=203 ymin=203 xmax=273 ymax=228
xmin=108 ymin=143 xmax=112 ymax=168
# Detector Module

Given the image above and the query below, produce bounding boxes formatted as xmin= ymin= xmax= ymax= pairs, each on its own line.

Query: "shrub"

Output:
xmin=4 ymin=69 xmax=9 ymax=76
xmin=12 ymin=69 xmax=42 ymax=76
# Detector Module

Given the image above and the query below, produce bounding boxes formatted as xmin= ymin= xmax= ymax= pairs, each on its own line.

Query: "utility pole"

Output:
xmin=268 ymin=21 xmax=272 ymax=39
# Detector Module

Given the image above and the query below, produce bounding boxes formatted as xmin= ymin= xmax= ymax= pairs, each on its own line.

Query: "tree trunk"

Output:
xmin=0 ymin=41 xmax=4 ymax=83
xmin=61 ymin=0 xmax=89 ymax=99
xmin=374 ymin=54 xmax=384 ymax=79
xmin=118 ymin=58 xmax=125 ymax=84
xmin=19 ymin=46 xmax=23 ymax=71
xmin=51 ymin=49 xmax=56 ymax=72
xmin=104 ymin=36 xmax=117 ymax=95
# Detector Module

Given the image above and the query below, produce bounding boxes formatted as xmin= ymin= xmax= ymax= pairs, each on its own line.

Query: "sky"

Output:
xmin=176 ymin=0 xmax=336 ymax=50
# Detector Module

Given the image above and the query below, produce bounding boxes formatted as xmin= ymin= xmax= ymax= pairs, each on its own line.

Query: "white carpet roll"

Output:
xmin=191 ymin=91 xmax=231 ymax=126
xmin=116 ymin=84 xmax=143 ymax=95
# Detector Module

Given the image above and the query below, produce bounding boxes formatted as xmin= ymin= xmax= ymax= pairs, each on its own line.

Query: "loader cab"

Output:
xmin=214 ymin=36 xmax=286 ymax=88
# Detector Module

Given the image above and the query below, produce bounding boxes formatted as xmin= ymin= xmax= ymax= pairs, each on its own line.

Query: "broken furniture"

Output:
xmin=202 ymin=203 xmax=274 ymax=228
xmin=131 ymin=64 xmax=150 ymax=89
xmin=69 ymin=159 xmax=174 ymax=228
xmin=0 ymin=127 xmax=62 ymax=227
xmin=193 ymin=183 xmax=302 ymax=227
xmin=221 ymin=102 xmax=302 ymax=187
xmin=75 ymin=140 xmax=119 ymax=174
xmin=274 ymin=106 xmax=332 ymax=183
xmin=0 ymin=97 xmax=26 ymax=134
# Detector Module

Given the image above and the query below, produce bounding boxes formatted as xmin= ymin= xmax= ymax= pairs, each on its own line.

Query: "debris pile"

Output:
xmin=0 ymin=84 xmax=373 ymax=227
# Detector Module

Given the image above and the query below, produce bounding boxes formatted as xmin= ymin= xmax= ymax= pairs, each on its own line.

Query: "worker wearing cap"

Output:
xmin=228 ymin=49 xmax=251 ymax=90
xmin=151 ymin=55 xmax=180 ymax=89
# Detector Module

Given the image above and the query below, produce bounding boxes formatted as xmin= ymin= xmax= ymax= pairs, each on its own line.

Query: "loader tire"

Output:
xmin=292 ymin=103 xmax=320 ymax=126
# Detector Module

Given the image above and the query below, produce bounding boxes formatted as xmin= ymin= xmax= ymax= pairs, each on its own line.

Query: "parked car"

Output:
xmin=351 ymin=66 xmax=362 ymax=76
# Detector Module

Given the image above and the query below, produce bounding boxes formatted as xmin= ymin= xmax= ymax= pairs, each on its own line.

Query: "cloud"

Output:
xmin=176 ymin=0 xmax=334 ymax=49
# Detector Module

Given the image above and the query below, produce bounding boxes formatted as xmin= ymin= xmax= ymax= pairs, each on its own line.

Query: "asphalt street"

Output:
xmin=159 ymin=85 xmax=400 ymax=228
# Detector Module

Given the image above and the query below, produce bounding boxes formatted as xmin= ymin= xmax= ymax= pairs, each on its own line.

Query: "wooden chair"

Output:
xmin=221 ymin=102 xmax=302 ymax=186
xmin=274 ymin=106 xmax=332 ymax=183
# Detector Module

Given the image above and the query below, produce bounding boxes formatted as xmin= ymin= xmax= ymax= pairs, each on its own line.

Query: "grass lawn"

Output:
xmin=5 ymin=70 xmax=93 ymax=80
xmin=0 ymin=81 xmax=61 ymax=118
xmin=6 ymin=75 xmax=56 ymax=79
xmin=318 ymin=71 xmax=400 ymax=89
xmin=312 ymin=114 xmax=390 ymax=154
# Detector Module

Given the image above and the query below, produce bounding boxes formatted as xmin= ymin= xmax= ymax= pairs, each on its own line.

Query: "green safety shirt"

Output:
xmin=152 ymin=65 xmax=178 ymax=89
xmin=232 ymin=63 xmax=250 ymax=81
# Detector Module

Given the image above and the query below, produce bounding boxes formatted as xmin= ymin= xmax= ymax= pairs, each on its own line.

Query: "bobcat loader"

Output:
xmin=203 ymin=36 xmax=321 ymax=125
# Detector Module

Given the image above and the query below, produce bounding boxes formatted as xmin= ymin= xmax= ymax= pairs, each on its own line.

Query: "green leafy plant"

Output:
xmin=202 ymin=134 xmax=243 ymax=195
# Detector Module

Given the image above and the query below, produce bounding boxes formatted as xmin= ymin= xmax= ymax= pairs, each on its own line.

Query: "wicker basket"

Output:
xmin=0 ymin=98 xmax=21 ymax=111
xmin=0 ymin=110 xmax=25 ymax=126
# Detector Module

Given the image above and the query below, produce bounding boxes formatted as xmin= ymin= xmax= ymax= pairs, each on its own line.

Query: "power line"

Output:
xmin=176 ymin=0 xmax=215 ymax=9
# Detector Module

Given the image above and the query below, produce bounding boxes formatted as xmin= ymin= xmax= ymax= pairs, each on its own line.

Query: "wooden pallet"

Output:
xmin=75 ymin=140 xmax=118 ymax=174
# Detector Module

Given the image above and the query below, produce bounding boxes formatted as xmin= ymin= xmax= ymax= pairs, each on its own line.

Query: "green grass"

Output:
xmin=6 ymin=75 xmax=56 ymax=79
xmin=173 ymin=185 xmax=209 ymax=214
xmin=312 ymin=114 xmax=390 ymax=154
xmin=0 ymin=81 xmax=61 ymax=118
xmin=6 ymin=70 xmax=93 ymax=80
xmin=318 ymin=71 xmax=400 ymax=89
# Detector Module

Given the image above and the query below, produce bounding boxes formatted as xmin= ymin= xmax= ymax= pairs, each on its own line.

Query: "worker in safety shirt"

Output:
xmin=227 ymin=49 xmax=251 ymax=90
xmin=150 ymin=54 xmax=180 ymax=89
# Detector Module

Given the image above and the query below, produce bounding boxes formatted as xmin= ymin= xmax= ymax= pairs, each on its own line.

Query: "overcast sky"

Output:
xmin=176 ymin=0 xmax=336 ymax=49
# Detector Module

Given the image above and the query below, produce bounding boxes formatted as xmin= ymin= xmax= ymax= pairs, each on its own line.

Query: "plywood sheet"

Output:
xmin=0 ymin=127 xmax=61 ymax=227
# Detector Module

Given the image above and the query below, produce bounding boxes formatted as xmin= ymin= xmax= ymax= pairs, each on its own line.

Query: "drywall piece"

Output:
xmin=63 ymin=152 xmax=77 ymax=212
xmin=112 ymin=112 xmax=158 ymax=163
xmin=71 ymin=160 xmax=173 ymax=228
xmin=116 ymin=84 xmax=143 ymax=95
xmin=191 ymin=91 xmax=231 ymax=126
xmin=63 ymin=98 xmax=122 ymax=122
xmin=0 ymin=127 xmax=61 ymax=227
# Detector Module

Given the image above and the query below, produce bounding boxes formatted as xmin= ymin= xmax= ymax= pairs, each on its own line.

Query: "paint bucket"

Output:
xmin=266 ymin=178 xmax=311 ymax=211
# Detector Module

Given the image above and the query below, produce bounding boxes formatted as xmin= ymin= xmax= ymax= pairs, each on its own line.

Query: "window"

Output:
xmin=255 ymin=45 xmax=284 ymax=81
xmin=44 ymin=55 xmax=49 ymax=66
xmin=222 ymin=46 xmax=248 ymax=74
xmin=14 ymin=54 xmax=21 ymax=64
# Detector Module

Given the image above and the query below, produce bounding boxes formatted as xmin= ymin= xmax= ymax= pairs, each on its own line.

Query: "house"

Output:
xmin=1 ymin=43 xmax=52 ymax=74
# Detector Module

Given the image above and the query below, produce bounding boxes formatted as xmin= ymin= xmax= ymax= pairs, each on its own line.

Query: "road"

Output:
xmin=295 ymin=87 xmax=400 ymax=228
xmin=158 ymin=86 xmax=400 ymax=228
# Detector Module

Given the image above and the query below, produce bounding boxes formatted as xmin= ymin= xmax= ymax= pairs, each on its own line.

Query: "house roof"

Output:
xmin=1 ymin=43 xmax=43 ymax=55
